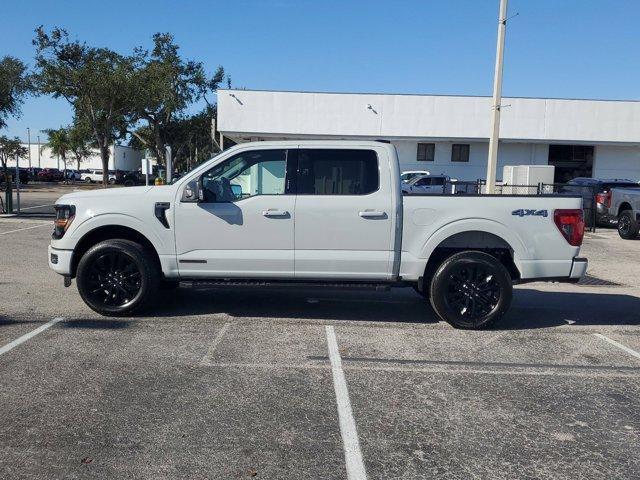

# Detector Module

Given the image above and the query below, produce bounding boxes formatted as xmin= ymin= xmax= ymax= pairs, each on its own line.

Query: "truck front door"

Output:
xmin=293 ymin=147 xmax=394 ymax=280
xmin=174 ymin=148 xmax=296 ymax=278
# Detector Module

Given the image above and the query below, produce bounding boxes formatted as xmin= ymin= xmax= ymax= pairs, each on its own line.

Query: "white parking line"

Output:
xmin=200 ymin=322 xmax=231 ymax=366
xmin=0 ymin=317 xmax=64 ymax=356
xmin=593 ymin=333 xmax=640 ymax=360
xmin=325 ymin=325 xmax=367 ymax=480
xmin=20 ymin=204 xmax=55 ymax=210
xmin=0 ymin=224 xmax=50 ymax=235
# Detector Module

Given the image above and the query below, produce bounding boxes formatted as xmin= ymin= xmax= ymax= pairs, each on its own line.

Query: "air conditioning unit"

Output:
xmin=502 ymin=165 xmax=555 ymax=194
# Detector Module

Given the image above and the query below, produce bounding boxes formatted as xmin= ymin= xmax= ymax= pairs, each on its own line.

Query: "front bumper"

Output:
xmin=48 ymin=245 xmax=73 ymax=276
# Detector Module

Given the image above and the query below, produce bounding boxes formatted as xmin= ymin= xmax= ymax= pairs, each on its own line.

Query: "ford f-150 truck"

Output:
xmin=48 ymin=141 xmax=587 ymax=329
xmin=605 ymin=186 xmax=640 ymax=239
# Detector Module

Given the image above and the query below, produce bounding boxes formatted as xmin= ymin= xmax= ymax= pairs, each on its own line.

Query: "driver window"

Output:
xmin=201 ymin=149 xmax=287 ymax=202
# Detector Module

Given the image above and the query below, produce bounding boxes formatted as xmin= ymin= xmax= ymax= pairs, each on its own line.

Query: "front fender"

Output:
xmin=64 ymin=213 xmax=170 ymax=255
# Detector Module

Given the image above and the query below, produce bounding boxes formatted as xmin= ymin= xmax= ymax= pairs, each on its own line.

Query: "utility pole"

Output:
xmin=485 ymin=0 xmax=508 ymax=194
xmin=166 ymin=146 xmax=172 ymax=183
xmin=27 ymin=127 xmax=31 ymax=169
xmin=37 ymin=135 xmax=41 ymax=167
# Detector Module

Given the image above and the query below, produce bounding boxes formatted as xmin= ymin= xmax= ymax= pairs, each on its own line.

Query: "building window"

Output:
xmin=416 ymin=143 xmax=435 ymax=162
xmin=451 ymin=144 xmax=470 ymax=162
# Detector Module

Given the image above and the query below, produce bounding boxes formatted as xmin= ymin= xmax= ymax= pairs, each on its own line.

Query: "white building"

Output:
xmin=7 ymin=143 xmax=143 ymax=171
xmin=217 ymin=89 xmax=640 ymax=182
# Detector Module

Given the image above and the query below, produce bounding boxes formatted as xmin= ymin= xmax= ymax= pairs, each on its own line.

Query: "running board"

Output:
xmin=182 ymin=279 xmax=403 ymax=291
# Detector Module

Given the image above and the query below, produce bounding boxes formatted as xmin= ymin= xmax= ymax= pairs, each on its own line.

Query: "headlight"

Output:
xmin=53 ymin=205 xmax=75 ymax=239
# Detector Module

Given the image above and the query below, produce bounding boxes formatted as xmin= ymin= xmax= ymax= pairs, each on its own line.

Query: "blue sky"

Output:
xmin=2 ymin=0 xmax=639 ymax=140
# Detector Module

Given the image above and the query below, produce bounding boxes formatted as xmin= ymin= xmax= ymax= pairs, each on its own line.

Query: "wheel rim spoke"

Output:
xmin=86 ymin=251 xmax=142 ymax=308
xmin=443 ymin=262 xmax=501 ymax=323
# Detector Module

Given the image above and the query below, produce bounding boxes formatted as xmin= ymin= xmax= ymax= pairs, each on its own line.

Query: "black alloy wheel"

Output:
xmin=77 ymin=239 xmax=160 ymax=316
xmin=85 ymin=251 xmax=142 ymax=308
xmin=618 ymin=210 xmax=639 ymax=240
xmin=429 ymin=251 xmax=512 ymax=329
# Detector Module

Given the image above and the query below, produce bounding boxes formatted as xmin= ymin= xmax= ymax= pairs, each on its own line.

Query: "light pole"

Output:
xmin=27 ymin=127 xmax=31 ymax=169
xmin=37 ymin=135 xmax=41 ymax=167
xmin=485 ymin=0 xmax=508 ymax=194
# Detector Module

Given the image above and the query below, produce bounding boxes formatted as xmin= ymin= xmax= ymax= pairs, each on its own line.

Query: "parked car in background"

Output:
xmin=82 ymin=169 xmax=116 ymax=184
xmin=402 ymin=174 xmax=451 ymax=194
xmin=605 ymin=186 xmax=640 ymax=239
xmin=64 ymin=170 xmax=82 ymax=181
xmin=37 ymin=168 xmax=64 ymax=182
xmin=401 ymin=170 xmax=430 ymax=183
xmin=561 ymin=177 xmax=640 ymax=227
xmin=0 ymin=168 xmax=30 ymax=185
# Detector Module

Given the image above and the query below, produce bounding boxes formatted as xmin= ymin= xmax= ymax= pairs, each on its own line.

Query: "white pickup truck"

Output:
xmin=48 ymin=141 xmax=587 ymax=329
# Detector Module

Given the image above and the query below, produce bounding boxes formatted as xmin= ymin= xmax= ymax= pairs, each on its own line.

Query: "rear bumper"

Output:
xmin=515 ymin=257 xmax=587 ymax=285
xmin=569 ymin=257 xmax=588 ymax=280
xmin=48 ymin=245 xmax=73 ymax=276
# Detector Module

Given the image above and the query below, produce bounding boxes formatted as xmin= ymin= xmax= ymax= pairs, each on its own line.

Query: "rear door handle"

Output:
xmin=262 ymin=209 xmax=289 ymax=217
xmin=359 ymin=210 xmax=387 ymax=218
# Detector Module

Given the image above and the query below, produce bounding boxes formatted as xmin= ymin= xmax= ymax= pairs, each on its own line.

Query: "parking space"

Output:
xmin=0 ymin=218 xmax=639 ymax=478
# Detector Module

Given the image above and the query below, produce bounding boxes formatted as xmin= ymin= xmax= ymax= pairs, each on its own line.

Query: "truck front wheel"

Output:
xmin=429 ymin=251 xmax=512 ymax=329
xmin=76 ymin=239 xmax=160 ymax=316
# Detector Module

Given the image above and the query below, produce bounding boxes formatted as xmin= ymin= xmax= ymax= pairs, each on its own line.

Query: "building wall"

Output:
xmin=392 ymin=140 xmax=549 ymax=181
xmin=7 ymin=144 xmax=143 ymax=171
xmin=218 ymin=89 xmax=640 ymax=144
xmin=594 ymin=145 xmax=640 ymax=181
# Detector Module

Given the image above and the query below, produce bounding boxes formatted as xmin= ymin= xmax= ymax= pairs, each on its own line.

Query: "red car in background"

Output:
xmin=37 ymin=168 xmax=64 ymax=182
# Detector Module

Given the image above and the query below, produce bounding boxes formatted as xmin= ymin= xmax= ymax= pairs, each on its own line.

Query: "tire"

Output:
xmin=429 ymin=251 xmax=512 ymax=329
xmin=617 ymin=210 xmax=639 ymax=240
xmin=413 ymin=284 xmax=427 ymax=298
xmin=108 ymin=178 xmax=116 ymax=185
xmin=76 ymin=239 xmax=160 ymax=316
xmin=84 ymin=177 xmax=92 ymax=183
xmin=124 ymin=179 xmax=135 ymax=187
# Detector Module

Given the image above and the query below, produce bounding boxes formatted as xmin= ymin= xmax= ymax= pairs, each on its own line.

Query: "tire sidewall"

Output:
xmin=430 ymin=251 xmax=512 ymax=329
xmin=76 ymin=241 xmax=156 ymax=316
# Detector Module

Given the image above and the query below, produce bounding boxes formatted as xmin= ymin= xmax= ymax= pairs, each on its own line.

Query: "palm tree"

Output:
xmin=68 ymin=123 xmax=92 ymax=173
xmin=42 ymin=127 xmax=71 ymax=175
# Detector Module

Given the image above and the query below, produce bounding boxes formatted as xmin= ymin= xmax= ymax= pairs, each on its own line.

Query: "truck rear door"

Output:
xmin=293 ymin=147 xmax=394 ymax=280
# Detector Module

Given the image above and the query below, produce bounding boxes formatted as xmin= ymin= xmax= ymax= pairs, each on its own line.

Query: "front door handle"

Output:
xmin=262 ymin=209 xmax=289 ymax=217
xmin=359 ymin=210 xmax=387 ymax=219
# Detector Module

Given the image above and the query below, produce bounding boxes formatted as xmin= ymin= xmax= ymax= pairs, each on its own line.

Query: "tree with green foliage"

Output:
xmin=0 ymin=56 xmax=31 ymax=130
xmin=32 ymin=27 xmax=133 ymax=185
xmin=42 ymin=127 xmax=71 ymax=173
xmin=128 ymin=33 xmax=225 ymax=165
xmin=0 ymin=136 xmax=28 ymax=213
xmin=68 ymin=120 xmax=93 ymax=172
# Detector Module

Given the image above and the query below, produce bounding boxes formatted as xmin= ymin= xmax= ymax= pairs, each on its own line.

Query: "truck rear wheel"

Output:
xmin=617 ymin=210 xmax=639 ymax=240
xmin=76 ymin=239 xmax=160 ymax=316
xmin=429 ymin=251 xmax=512 ymax=329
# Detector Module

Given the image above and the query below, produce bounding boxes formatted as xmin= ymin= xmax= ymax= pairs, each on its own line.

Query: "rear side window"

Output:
xmin=297 ymin=149 xmax=379 ymax=195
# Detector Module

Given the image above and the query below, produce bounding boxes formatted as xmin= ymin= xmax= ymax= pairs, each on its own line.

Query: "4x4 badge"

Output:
xmin=512 ymin=209 xmax=548 ymax=218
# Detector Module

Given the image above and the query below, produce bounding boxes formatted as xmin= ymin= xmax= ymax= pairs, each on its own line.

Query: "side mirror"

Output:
xmin=181 ymin=180 xmax=201 ymax=203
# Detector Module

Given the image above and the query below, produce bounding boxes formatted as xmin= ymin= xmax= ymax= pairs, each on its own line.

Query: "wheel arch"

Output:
xmin=418 ymin=225 xmax=524 ymax=290
xmin=70 ymin=224 xmax=161 ymax=278
xmin=618 ymin=202 xmax=632 ymax=216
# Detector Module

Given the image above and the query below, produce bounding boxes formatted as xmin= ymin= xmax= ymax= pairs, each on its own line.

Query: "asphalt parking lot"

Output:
xmin=1 ymin=188 xmax=639 ymax=479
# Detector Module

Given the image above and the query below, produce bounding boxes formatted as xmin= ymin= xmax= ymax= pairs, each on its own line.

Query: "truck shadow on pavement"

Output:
xmin=149 ymin=285 xmax=640 ymax=330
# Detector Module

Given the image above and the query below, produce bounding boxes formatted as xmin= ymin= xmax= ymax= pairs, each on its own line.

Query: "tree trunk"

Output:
xmin=153 ymin=123 xmax=165 ymax=166
xmin=100 ymin=144 xmax=110 ymax=187
xmin=3 ymin=166 xmax=13 ymax=213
